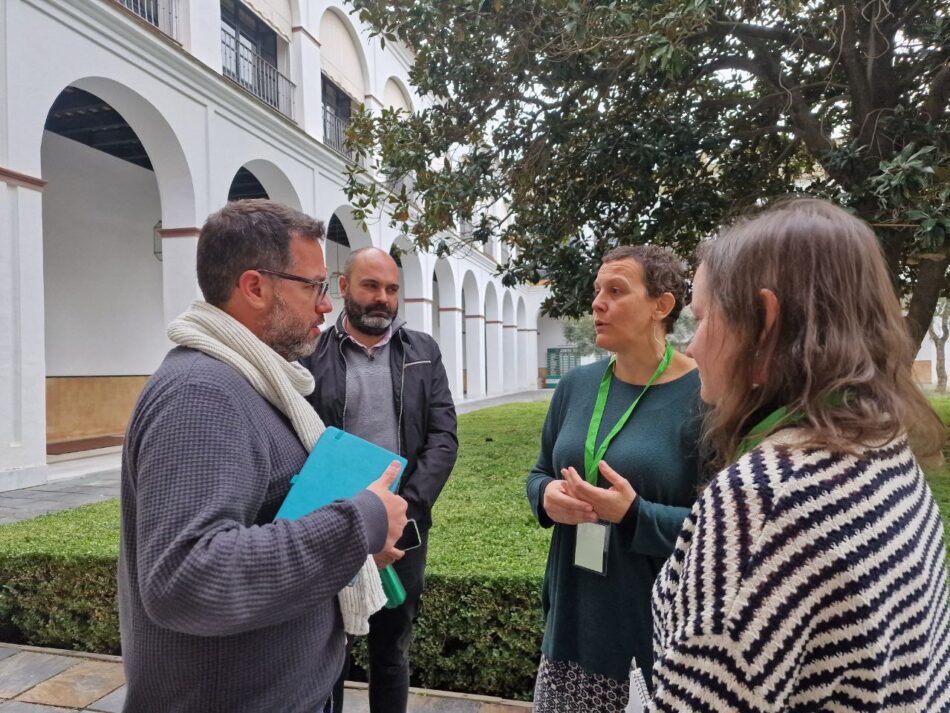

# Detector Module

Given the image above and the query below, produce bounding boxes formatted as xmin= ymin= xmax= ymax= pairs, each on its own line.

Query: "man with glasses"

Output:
xmin=303 ymin=247 xmax=458 ymax=713
xmin=118 ymin=200 xmax=407 ymax=713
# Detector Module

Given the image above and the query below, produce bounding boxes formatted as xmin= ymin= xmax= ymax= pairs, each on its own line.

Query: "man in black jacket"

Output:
xmin=301 ymin=247 xmax=458 ymax=713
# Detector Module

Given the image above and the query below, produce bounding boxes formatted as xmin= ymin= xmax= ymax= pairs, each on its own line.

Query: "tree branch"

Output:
xmin=924 ymin=62 xmax=950 ymax=120
xmin=747 ymin=44 xmax=837 ymax=158
xmin=838 ymin=3 xmax=875 ymax=125
xmin=711 ymin=20 xmax=834 ymax=56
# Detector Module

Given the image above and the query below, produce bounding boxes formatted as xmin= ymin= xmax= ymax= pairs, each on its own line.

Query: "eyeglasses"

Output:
xmin=256 ymin=268 xmax=331 ymax=303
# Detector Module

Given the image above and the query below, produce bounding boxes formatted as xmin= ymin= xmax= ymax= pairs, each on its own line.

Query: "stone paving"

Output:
xmin=0 ymin=475 xmax=120 ymax=526
xmin=0 ymin=645 xmax=530 ymax=712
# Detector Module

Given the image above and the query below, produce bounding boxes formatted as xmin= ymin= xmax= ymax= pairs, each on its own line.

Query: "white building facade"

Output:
xmin=0 ymin=0 xmax=555 ymax=491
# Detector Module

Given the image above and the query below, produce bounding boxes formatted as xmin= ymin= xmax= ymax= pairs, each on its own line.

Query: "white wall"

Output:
xmin=42 ymin=132 xmax=167 ymax=376
xmin=917 ymin=332 xmax=939 ymax=384
xmin=537 ymin=315 xmax=567 ymax=366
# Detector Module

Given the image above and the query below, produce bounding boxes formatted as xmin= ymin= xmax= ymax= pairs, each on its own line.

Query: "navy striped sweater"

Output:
xmin=649 ymin=432 xmax=950 ymax=712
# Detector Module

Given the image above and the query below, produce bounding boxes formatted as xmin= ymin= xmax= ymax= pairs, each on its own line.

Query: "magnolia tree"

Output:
xmin=344 ymin=0 xmax=949 ymax=350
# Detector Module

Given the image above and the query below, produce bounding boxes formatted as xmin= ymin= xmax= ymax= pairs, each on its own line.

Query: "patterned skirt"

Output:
xmin=533 ymin=656 xmax=629 ymax=713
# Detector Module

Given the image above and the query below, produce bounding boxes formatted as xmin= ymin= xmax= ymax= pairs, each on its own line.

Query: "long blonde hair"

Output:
xmin=699 ymin=198 xmax=946 ymax=468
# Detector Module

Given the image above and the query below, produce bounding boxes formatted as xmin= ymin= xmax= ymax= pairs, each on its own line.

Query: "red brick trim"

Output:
xmin=158 ymin=227 xmax=201 ymax=239
xmin=0 ymin=166 xmax=47 ymax=191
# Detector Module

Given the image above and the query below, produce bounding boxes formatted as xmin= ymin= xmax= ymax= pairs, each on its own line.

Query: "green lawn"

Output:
xmin=1 ymin=395 xmax=947 ymax=573
xmin=924 ymin=394 xmax=950 ymax=546
xmin=428 ymin=402 xmax=551 ymax=578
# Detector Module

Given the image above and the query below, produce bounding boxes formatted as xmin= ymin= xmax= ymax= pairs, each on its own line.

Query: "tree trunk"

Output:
xmin=905 ymin=257 xmax=950 ymax=354
xmin=929 ymin=303 xmax=950 ymax=394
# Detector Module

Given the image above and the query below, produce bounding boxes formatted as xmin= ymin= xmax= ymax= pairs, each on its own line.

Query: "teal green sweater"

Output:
xmin=526 ymin=359 xmax=702 ymax=685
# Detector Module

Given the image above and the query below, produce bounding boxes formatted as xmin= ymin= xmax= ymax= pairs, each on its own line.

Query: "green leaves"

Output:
xmin=344 ymin=0 xmax=950 ymax=336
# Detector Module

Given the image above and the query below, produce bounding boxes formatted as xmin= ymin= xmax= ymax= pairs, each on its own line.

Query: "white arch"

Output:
xmin=461 ymin=270 xmax=485 ymax=398
xmin=502 ymin=290 xmax=515 ymax=325
xmin=484 ymin=282 xmax=504 ymax=394
xmin=502 ymin=290 xmax=518 ymax=391
xmin=485 ymin=282 xmax=501 ymax=322
xmin=239 ymin=159 xmax=303 ymax=210
xmin=390 ymin=235 xmax=431 ymax=333
xmin=319 ymin=6 xmax=371 ymax=101
xmin=383 ymin=76 xmax=413 ymax=112
xmin=328 ymin=204 xmax=373 ymax=249
xmin=33 ymin=77 xmax=197 ymax=228
xmin=516 ymin=295 xmax=533 ymax=389
xmin=433 ymin=258 xmax=462 ymax=399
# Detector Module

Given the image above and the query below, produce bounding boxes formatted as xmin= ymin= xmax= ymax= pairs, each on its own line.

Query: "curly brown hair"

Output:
xmin=601 ymin=245 xmax=689 ymax=332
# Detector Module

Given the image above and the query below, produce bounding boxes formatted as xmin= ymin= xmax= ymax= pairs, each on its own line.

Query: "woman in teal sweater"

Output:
xmin=526 ymin=245 xmax=702 ymax=712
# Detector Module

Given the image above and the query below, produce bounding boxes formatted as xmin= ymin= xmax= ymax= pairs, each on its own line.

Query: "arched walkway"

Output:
xmin=433 ymin=258 xmax=462 ymax=399
xmin=40 ymin=80 xmax=195 ymax=447
xmin=461 ymin=271 xmax=485 ymax=398
xmin=502 ymin=291 xmax=518 ymax=391
xmin=484 ymin=282 xmax=503 ymax=394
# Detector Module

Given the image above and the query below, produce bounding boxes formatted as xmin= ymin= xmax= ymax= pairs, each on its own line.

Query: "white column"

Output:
xmin=527 ymin=328 xmax=539 ymax=388
xmin=402 ymin=294 xmax=433 ymax=335
xmin=485 ymin=319 xmax=504 ymax=394
xmin=503 ymin=322 xmax=518 ymax=391
xmin=464 ymin=313 xmax=486 ymax=398
xmin=291 ymin=26 xmax=324 ymax=139
xmin=439 ymin=307 xmax=464 ymax=402
xmin=159 ymin=230 xmax=201 ymax=324
xmin=519 ymin=328 xmax=535 ymax=389
xmin=182 ymin=0 xmax=224 ymax=73
xmin=0 ymin=177 xmax=49 ymax=490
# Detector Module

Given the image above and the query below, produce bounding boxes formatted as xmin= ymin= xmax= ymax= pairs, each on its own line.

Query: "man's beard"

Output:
xmin=344 ymin=293 xmax=397 ymax=336
xmin=262 ymin=292 xmax=319 ymax=361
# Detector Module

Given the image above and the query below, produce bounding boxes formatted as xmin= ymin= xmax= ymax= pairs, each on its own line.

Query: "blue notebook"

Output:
xmin=275 ymin=427 xmax=407 ymax=521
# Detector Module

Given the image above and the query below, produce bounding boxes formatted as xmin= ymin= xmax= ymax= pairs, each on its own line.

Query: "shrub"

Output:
xmin=0 ymin=401 xmax=554 ymax=699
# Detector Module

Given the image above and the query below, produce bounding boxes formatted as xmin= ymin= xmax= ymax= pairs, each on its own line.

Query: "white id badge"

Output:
xmin=574 ymin=521 xmax=609 ymax=575
xmin=625 ymin=663 xmax=649 ymax=712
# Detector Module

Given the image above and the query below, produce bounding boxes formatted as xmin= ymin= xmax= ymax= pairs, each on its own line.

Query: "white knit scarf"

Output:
xmin=167 ymin=300 xmax=386 ymax=635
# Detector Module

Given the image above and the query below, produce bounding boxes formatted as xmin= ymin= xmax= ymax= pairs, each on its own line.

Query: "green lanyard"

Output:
xmin=583 ymin=344 xmax=673 ymax=484
xmin=734 ymin=406 xmax=804 ymax=460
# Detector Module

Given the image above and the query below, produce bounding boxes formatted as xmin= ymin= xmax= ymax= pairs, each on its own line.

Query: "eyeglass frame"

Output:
xmin=255 ymin=268 xmax=331 ymax=303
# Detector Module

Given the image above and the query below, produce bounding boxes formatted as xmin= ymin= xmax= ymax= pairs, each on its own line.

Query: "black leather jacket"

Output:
xmin=301 ymin=314 xmax=459 ymax=531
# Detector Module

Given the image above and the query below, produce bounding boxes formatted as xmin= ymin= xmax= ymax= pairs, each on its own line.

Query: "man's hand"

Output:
xmin=543 ymin=479 xmax=599 ymax=525
xmin=561 ymin=461 xmax=637 ymax=524
xmin=367 ymin=461 xmax=408 ymax=552
xmin=373 ymin=546 xmax=405 ymax=568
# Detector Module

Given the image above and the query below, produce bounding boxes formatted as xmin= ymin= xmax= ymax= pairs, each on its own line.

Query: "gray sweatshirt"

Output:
xmin=118 ymin=347 xmax=387 ymax=713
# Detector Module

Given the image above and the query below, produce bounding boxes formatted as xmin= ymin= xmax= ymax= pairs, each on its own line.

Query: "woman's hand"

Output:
xmin=561 ymin=461 xmax=637 ymax=524
xmin=543 ymin=480 xmax=599 ymax=525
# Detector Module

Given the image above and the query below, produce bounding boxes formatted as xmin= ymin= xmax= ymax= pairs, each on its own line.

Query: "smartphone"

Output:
xmin=394 ymin=518 xmax=422 ymax=551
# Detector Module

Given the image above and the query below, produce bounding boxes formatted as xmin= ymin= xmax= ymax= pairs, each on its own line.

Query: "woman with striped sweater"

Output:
xmin=644 ymin=199 xmax=950 ymax=711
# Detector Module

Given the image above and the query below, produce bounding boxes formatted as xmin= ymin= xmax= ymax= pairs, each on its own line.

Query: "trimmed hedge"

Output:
xmin=0 ymin=401 xmax=553 ymax=700
xmin=2 ymin=397 xmax=949 ymax=699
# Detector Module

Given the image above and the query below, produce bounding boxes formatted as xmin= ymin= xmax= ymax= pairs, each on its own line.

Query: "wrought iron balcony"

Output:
xmin=323 ymin=107 xmax=354 ymax=160
xmin=116 ymin=0 xmax=180 ymax=39
xmin=221 ymin=27 xmax=295 ymax=119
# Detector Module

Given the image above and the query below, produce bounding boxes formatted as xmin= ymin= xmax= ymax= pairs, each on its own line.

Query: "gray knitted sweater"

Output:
xmin=118 ymin=347 xmax=388 ymax=713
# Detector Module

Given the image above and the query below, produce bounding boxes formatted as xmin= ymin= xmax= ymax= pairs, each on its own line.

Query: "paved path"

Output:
xmin=0 ymin=644 xmax=530 ymax=712
xmin=0 ymin=389 xmax=551 ymax=524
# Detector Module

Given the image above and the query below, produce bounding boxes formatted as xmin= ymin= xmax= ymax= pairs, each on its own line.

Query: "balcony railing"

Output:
xmin=221 ymin=27 xmax=295 ymax=119
xmin=323 ymin=107 xmax=354 ymax=160
xmin=116 ymin=0 xmax=180 ymax=39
